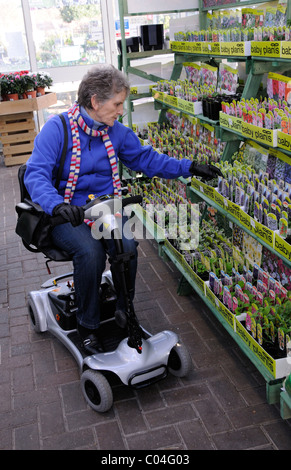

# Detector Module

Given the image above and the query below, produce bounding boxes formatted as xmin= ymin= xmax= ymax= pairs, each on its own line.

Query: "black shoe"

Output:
xmin=82 ymin=333 xmax=104 ymax=355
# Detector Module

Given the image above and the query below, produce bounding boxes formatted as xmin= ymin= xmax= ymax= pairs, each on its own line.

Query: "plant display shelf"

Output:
xmin=0 ymin=93 xmax=57 ymax=166
xmin=189 ymin=178 xmax=291 ymax=269
xmin=154 ymin=51 xmax=291 ymax=161
xmin=129 ymin=179 xmax=288 ymax=404
xmin=121 ymin=0 xmax=291 ymax=412
xmin=200 ymin=0 xmax=279 ymax=13
xmin=220 ymin=112 xmax=291 ymax=156
xmin=131 ymin=201 xmax=166 ymax=244
xmin=160 ymin=237 xmax=284 ymax=406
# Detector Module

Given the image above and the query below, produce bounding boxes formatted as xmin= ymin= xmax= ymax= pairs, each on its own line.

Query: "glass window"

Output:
xmin=0 ymin=0 xmax=115 ymax=127
xmin=0 ymin=0 xmax=30 ymax=72
xmin=29 ymin=0 xmax=105 ymax=69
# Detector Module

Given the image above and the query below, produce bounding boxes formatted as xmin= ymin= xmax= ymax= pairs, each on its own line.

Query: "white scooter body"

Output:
xmin=28 ymin=270 xmax=178 ymax=387
xmin=26 ymin=196 xmax=192 ymax=412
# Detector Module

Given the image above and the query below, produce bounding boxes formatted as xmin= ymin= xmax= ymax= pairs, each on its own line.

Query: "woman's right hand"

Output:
xmin=52 ymin=203 xmax=84 ymax=226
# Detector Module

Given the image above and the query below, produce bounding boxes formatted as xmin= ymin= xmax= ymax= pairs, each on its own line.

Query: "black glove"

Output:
xmin=52 ymin=203 xmax=84 ymax=227
xmin=189 ymin=162 xmax=224 ymax=181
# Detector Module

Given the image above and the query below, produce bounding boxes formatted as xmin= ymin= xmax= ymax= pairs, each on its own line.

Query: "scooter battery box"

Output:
xmin=48 ymin=286 xmax=77 ymax=331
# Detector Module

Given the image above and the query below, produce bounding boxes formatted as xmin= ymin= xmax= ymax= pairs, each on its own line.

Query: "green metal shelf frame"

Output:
xmin=280 ymin=390 xmax=291 ymax=419
xmin=117 ymin=0 xmax=200 ymax=129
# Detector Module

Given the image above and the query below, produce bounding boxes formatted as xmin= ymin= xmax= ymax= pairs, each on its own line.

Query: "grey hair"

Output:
xmin=77 ymin=64 xmax=130 ymax=109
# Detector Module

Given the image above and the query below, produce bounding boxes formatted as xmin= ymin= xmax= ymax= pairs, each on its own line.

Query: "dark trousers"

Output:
xmin=51 ymin=218 xmax=138 ymax=329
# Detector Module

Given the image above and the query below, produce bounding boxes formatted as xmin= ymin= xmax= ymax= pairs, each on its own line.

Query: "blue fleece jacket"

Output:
xmin=24 ymin=111 xmax=192 ymax=215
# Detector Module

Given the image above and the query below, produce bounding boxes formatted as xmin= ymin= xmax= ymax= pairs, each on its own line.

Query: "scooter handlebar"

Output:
xmin=50 ymin=195 xmax=143 ymax=227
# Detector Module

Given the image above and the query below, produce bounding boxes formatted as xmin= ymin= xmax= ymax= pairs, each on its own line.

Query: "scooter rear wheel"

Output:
xmin=28 ymin=298 xmax=46 ymax=333
xmin=81 ymin=369 xmax=113 ymax=413
xmin=168 ymin=342 xmax=192 ymax=377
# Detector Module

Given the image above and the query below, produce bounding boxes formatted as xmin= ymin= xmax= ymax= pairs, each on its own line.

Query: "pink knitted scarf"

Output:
xmin=64 ymin=102 xmax=122 ymax=208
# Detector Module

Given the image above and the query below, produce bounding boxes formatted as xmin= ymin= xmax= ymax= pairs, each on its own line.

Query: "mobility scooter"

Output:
xmin=16 ymin=188 xmax=192 ymax=413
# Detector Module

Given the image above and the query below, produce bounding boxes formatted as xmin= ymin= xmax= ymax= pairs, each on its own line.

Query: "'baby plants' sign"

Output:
xmin=241 ymin=122 xmax=277 ymax=147
xmin=220 ymin=41 xmax=251 ymax=57
xmin=280 ymin=41 xmax=291 ymax=59
xmin=219 ymin=112 xmax=242 ymax=134
xmin=277 ymin=131 xmax=291 ymax=153
xmin=251 ymin=41 xmax=281 ymax=58
xmin=274 ymin=232 xmax=291 ymax=263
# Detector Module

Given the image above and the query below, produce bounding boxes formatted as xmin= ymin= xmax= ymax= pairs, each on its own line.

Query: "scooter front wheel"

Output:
xmin=168 ymin=342 xmax=192 ymax=377
xmin=81 ymin=369 xmax=113 ymax=413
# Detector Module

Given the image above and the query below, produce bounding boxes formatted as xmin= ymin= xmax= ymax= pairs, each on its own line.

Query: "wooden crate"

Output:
xmin=0 ymin=112 xmax=37 ymax=166
xmin=0 ymin=92 xmax=57 ymax=115
xmin=0 ymin=92 xmax=57 ymax=166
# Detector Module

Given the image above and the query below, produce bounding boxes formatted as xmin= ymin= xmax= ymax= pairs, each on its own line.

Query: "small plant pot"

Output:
xmin=26 ymin=90 xmax=37 ymax=99
xmin=7 ymin=93 xmax=19 ymax=101
xmin=36 ymin=87 xmax=45 ymax=96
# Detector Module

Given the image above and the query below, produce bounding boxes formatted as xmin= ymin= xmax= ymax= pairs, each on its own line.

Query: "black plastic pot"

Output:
xmin=140 ymin=24 xmax=164 ymax=51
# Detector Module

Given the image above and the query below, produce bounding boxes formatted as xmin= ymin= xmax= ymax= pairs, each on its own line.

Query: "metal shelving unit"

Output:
xmin=119 ymin=0 xmax=291 ymax=412
xmin=117 ymin=0 xmax=199 ymax=128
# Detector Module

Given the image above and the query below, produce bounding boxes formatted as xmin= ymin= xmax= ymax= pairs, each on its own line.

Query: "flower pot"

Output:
xmin=7 ymin=93 xmax=19 ymax=101
xmin=202 ymin=97 xmax=209 ymax=117
xmin=36 ymin=87 xmax=45 ymax=96
xmin=26 ymin=90 xmax=37 ymax=99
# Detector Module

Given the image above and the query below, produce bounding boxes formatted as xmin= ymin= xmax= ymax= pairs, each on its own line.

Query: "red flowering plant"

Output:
xmin=0 ymin=70 xmax=33 ymax=97
xmin=24 ymin=72 xmax=38 ymax=91
xmin=0 ymin=73 xmax=10 ymax=96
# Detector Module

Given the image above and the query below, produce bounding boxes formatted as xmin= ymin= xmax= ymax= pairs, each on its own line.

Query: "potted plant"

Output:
xmin=164 ymin=34 xmax=170 ymax=49
xmin=0 ymin=73 xmax=10 ymax=100
xmin=35 ymin=71 xmax=53 ymax=95
xmin=1 ymin=72 xmax=27 ymax=100
xmin=24 ymin=73 xmax=38 ymax=98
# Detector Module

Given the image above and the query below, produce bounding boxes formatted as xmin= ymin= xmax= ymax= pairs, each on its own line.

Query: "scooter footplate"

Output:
xmin=99 ymin=320 xmax=128 ymax=352
xmin=67 ymin=319 xmax=128 ymax=356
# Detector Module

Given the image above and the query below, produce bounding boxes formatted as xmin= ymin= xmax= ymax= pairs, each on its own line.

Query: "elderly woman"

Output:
xmin=24 ymin=64 xmax=222 ymax=354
